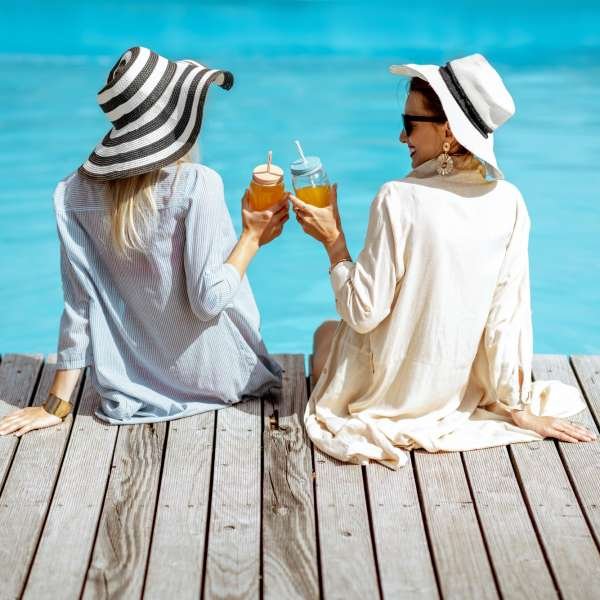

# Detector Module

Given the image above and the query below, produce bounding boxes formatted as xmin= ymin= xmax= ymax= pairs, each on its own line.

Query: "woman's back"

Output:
xmin=54 ymin=162 xmax=282 ymax=424
xmin=304 ymin=159 xmax=541 ymax=468
xmin=384 ymin=163 xmax=522 ymax=369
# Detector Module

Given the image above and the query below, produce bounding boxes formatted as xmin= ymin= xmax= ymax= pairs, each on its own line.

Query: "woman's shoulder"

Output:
xmin=170 ymin=163 xmax=229 ymax=221
xmin=497 ymin=179 xmax=530 ymax=225
xmin=494 ymin=177 xmax=523 ymax=196
xmin=168 ymin=162 xmax=224 ymax=191
xmin=377 ymin=175 xmax=450 ymax=202
xmin=164 ymin=163 xmax=224 ymax=210
xmin=363 ymin=180 xmax=417 ymax=226
xmin=53 ymin=169 xmax=102 ymax=214
xmin=379 ymin=178 xmax=418 ymax=196
xmin=372 ymin=179 xmax=418 ymax=209
xmin=493 ymin=178 xmax=529 ymax=218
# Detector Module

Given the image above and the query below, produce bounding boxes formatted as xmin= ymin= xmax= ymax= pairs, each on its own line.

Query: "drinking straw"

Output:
xmin=294 ymin=140 xmax=307 ymax=164
xmin=294 ymin=140 xmax=316 ymax=187
xmin=267 ymin=150 xmax=272 ymax=173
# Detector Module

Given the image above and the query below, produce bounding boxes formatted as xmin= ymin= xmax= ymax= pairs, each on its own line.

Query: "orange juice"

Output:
xmin=249 ymin=179 xmax=285 ymax=210
xmin=248 ymin=156 xmax=285 ymax=210
xmin=290 ymin=142 xmax=331 ymax=208
xmin=295 ymin=184 xmax=330 ymax=208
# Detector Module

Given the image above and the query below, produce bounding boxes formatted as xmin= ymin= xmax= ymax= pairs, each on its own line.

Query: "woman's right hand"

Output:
xmin=241 ymin=190 xmax=290 ymax=247
xmin=289 ymin=183 xmax=343 ymax=248
xmin=512 ymin=411 xmax=597 ymax=442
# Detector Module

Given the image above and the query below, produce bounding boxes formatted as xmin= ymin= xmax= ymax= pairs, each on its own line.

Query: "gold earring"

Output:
xmin=436 ymin=141 xmax=454 ymax=176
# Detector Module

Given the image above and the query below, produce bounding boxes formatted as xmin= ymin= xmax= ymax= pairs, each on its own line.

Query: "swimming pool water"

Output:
xmin=1 ymin=1 xmax=599 ymax=357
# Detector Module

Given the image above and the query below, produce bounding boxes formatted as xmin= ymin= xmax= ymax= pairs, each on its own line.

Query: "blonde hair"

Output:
xmin=106 ymin=147 xmax=196 ymax=258
xmin=451 ymin=152 xmax=488 ymax=178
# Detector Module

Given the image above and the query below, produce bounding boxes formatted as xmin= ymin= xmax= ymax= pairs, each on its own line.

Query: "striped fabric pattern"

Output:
xmin=80 ymin=46 xmax=234 ymax=181
xmin=54 ymin=162 xmax=283 ymax=425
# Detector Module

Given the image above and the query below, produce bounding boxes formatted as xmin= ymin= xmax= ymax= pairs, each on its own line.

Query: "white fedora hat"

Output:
xmin=79 ymin=46 xmax=234 ymax=181
xmin=389 ymin=53 xmax=515 ymax=179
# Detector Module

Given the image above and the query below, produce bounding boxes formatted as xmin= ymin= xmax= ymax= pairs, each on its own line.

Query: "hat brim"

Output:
xmin=389 ymin=63 xmax=503 ymax=179
xmin=79 ymin=59 xmax=233 ymax=181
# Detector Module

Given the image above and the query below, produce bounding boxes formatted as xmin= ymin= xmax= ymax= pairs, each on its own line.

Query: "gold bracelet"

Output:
xmin=42 ymin=392 xmax=73 ymax=419
xmin=328 ymin=256 xmax=352 ymax=274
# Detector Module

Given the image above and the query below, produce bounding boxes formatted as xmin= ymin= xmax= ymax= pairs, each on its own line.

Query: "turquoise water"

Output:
xmin=1 ymin=1 xmax=599 ymax=357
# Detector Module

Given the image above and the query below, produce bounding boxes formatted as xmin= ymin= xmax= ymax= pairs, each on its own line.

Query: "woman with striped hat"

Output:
xmin=0 ymin=46 xmax=288 ymax=436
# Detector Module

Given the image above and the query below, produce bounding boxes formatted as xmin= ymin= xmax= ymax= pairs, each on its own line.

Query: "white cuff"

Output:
xmin=329 ymin=260 xmax=354 ymax=295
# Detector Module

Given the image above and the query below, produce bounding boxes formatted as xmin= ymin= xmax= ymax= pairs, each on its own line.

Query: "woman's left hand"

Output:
xmin=0 ymin=406 xmax=63 ymax=437
xmin=513 ymin=411 xmax=597 ymax=442
xmin=289 ymin=183 xmax=343 ymax=248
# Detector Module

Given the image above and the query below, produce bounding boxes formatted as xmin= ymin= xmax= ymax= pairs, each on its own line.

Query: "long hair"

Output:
xmin=105 ymin=146 xmax=197 ymax=258
xmin=408 ymin=77 xmax=487 ymax=177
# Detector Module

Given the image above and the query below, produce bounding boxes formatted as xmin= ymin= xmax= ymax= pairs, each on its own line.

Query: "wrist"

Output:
xmin=510 ymin=408 xmax=529 ymax=425
xmin=241 ymin=229 xmax=261 ymax=250
xmin=43 ymin=392 xmax=73 ymax=419
xmin=325 ymin=233 xmax=350 ymax=262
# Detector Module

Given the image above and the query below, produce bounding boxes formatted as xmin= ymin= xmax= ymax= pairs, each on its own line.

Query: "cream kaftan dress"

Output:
xmin=304 ymin=157 xmax=586 ymax=470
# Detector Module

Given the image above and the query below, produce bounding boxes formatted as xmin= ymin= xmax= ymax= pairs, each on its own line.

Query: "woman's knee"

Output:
xmin=313 ymin=320 xmax=339 ymax=349
xmin=311 ymin=320 xmax=340 ymax=384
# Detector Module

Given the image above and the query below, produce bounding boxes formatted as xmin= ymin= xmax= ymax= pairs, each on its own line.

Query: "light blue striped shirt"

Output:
xmin=53 ymin=162 xmax=283 ymax=424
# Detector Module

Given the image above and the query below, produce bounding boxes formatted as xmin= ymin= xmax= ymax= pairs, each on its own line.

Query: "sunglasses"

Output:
xmin=402 ymin=113 xmax=447 ymax=136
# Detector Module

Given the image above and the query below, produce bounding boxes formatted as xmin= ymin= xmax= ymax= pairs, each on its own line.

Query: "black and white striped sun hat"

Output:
xmin=79 ymin=46 xmax=234 ymax=181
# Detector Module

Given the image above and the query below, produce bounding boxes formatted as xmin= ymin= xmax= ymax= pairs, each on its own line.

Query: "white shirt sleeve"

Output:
xmin=184 ymin=167 xmax=242 ymax=321
xmin=329 ymin=182 xmax=409 ymax=334
xmin=483 ymin=190 xmax=533 ymax=411
xmin=54 ymin=196 xmax=93 ymax=370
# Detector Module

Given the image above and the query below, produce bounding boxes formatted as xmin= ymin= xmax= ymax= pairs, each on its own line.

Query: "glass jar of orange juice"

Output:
xmin=290 ymin=142 xmax=331 ymax=207
xmin=248 ymin=151 xmax=285 ymax=211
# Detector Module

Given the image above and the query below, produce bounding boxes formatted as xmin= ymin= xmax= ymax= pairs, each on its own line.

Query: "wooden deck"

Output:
xmin=1 ymin=352 xmax=600 ymax=600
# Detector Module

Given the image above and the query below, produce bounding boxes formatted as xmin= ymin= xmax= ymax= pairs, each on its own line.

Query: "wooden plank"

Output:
xmin=80 ymin=421 xmax=167 ymax=599
xmin=506 ymin=354 xmax=600 ymax=599
xmin=462 ymin=446 xmax=557 ymax=599
xmin=313 ymin=451 xmax=380 ymax=599
xmin=262 ymin=354 xmax=319 ymax=600
xmin=23 ymin=373 xmax=120 ymax=599
xmin=543 ymin=357 xmax=600 ymax=542
xmin=203 ymin=397 xmax=262 ymax=599
xmin=308 ymin=371 xmax=380 ymax=600
xmin=414 ymin=450 xmax=498 ymax=600
xmin=365 ymin=458 xmax=439 ymax=599
xmin=569 ymin=355 xmax=600 ymax=549
xmin=571 ymin=355 xmax=600 ymax=425
xmin=0 ymin=353 xmax=44 ymax=488
xmin=143 ymin=410 xmax=216 ymax=600
xmin=0 ymin=355 xmax=85 ymax=599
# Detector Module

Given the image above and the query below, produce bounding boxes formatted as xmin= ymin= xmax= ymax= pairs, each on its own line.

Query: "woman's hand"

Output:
xmin=289 ymin=183 xmax=344 ymax=249
xmin=512 ymin=410 xmax=597 ymax=442
xmin=241 ymin=190 xmax=290 ymax=247
xmin=226 ymin=192 xmax=290 ymax=279
xmin=0 ymin=406 xmax=63 ymax=437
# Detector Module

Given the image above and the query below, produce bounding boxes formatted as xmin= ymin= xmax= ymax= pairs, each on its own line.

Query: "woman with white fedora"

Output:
xmin=0 ymin=46 xmax=288 ymax=436
xmin=293 ymin=53 xmax=596 ymax=469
